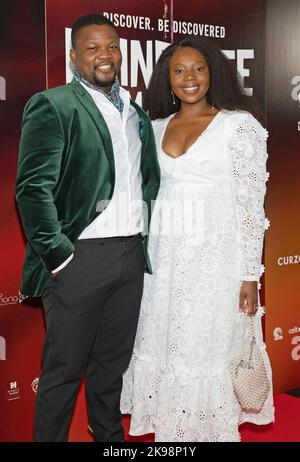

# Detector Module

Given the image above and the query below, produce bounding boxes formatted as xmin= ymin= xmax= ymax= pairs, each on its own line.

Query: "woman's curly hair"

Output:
xmin=144 ymin=36 xmax=263 ymax=124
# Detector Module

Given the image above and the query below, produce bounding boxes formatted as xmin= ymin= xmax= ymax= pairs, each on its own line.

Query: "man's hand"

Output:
xmin=239 ymin=281 xmax=258 ymax=316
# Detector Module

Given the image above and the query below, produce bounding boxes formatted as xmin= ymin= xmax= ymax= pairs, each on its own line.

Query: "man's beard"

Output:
xmin=92 ymin=70 xmax=117 ymax=89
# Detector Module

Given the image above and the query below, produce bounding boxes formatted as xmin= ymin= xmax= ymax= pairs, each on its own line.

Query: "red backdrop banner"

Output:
xmin=265 ymin=0 xmax=300 ymax=393
xmin=0 ymin=0 xmax=46 ymax=442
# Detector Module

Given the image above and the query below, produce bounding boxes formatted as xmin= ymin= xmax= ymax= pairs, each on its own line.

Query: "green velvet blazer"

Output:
xmin=16 ymin=79 xmax=160 ymax=296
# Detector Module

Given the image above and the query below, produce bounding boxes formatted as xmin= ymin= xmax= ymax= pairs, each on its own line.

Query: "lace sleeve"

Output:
xmin=227 ymin=112 xmax=269 ymax=281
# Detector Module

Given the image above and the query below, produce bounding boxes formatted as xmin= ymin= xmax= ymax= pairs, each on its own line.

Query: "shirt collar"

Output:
xmin=73 ymin=68 xmax=124 ymax=115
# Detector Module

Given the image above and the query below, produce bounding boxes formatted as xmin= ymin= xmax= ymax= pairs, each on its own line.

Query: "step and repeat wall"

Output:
xmin=0 ymin=0 xmax=46 ymax=442
xmin=264 ymin=0 xmax=300 ymax=394
xmin=0 ymin=0 xmax=299 ymax=441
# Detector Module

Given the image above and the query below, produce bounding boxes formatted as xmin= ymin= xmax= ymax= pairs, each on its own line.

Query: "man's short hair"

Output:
xmin=71 ymin=13 xmax=117 ymax=48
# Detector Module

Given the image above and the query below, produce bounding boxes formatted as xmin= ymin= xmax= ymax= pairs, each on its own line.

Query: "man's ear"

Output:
xmin=70 ymin=48 xmax=76 ymax=65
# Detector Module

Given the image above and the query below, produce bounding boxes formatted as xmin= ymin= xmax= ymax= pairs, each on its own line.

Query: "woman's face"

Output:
xmin=169 ymin=46 xmax=210 ymax=105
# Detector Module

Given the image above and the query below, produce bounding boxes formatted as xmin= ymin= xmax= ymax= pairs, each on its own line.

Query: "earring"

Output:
xmin=171 ymin=90 xmax=176 ymax=105
xmin=211 ymin=99 xmax=215 ymax=111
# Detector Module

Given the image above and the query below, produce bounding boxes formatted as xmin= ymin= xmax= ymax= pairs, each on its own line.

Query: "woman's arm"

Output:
xmin=228 ymin=112 xmax=269 ymax=315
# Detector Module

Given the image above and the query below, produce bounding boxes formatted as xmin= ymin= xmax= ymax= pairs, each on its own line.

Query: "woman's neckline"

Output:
xmin=160 ymin=109 xmax=224 ymax=160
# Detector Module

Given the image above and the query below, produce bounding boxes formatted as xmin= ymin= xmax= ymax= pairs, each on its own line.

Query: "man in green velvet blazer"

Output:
xmin=16 ymin=14 xmax=160 ymax=442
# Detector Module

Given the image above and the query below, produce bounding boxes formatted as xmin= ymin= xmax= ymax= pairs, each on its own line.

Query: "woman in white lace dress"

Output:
xmin=121 ymin=37 xmax=274 ymax=442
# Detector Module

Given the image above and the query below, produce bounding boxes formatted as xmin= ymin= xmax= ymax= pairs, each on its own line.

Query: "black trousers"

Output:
xmin=34 ymin=234 xmax=144 ymax=442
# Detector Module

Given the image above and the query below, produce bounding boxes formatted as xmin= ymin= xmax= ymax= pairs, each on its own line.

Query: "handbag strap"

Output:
xmin=238 ymin=315 xmax=256 ymax=370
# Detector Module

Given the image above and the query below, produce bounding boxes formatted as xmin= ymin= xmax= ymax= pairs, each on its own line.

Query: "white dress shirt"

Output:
xmin=52 ymin=82 xmax=143 ymax=273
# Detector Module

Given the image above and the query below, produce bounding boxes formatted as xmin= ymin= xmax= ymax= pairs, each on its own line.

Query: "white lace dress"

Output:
xmin=121 ymin=109 xmax=274 ymax=442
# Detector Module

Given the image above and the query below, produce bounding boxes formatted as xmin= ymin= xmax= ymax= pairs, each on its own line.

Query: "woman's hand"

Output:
xmin=239 ymin=281 xmax=258 ymax=316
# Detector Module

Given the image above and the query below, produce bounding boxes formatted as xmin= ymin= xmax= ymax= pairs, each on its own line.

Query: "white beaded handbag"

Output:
xmin=228 ymin=309 xmax=270 ymax=413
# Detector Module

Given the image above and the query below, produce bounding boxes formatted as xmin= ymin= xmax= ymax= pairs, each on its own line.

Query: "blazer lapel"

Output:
xmin=71 ymin=79 xmax=115 ymax=172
